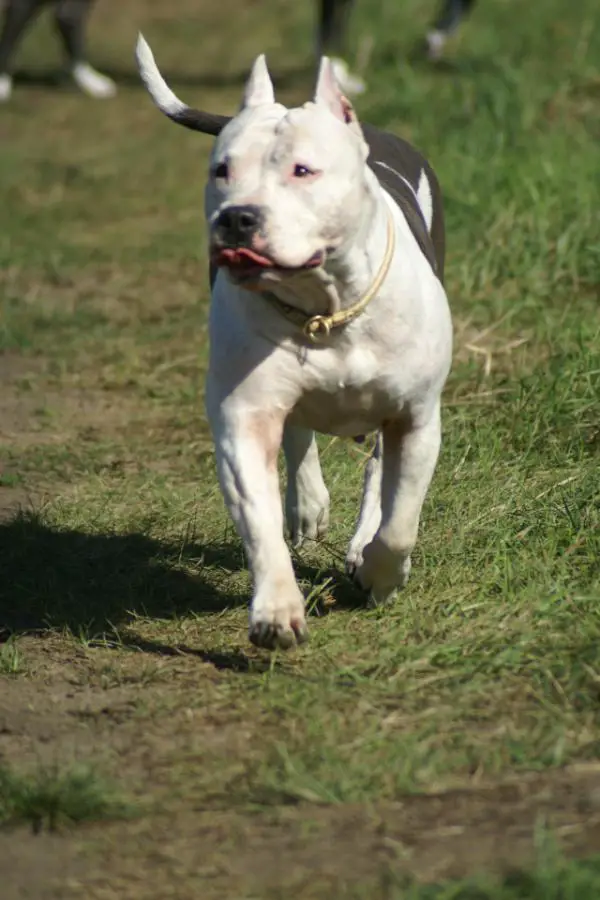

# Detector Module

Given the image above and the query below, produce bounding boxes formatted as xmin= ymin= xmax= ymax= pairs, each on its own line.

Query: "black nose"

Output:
xmin=214 ymin=205 xmax=263 ymax=248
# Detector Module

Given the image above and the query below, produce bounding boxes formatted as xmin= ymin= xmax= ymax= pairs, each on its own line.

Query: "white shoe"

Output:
xmin=330 ymin=58 xmax=366 ymax=96
xmin=425 ymin=30 xmax=448 ymax=60
xmin=0 ymin=73 xmax=13 ymax=103
xmin=72 ymin=62 xmax=117 ymax=98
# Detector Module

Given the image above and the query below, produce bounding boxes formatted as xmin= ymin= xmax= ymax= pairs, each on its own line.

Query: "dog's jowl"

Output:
xmin=136 ymin=36 xmax=453 ymax=651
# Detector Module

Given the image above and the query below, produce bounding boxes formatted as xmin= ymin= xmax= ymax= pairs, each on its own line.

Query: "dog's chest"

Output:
xmin=288 ymin=345 xmax=405 ymax=436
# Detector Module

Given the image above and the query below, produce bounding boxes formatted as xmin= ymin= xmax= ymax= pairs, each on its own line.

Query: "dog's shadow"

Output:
xmin=0 ymin=512 xmax=362 ymax=668
xmin=0 ymin=510 xmax=241 ymax=631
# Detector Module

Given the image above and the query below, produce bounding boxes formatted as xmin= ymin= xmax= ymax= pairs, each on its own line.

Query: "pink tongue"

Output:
xmin=220 ymin=248 xmax=273 ymax=267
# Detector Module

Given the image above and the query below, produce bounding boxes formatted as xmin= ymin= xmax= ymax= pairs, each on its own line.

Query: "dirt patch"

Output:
xmin=0 ymin=635 xmax=259 ymax=824
xmin=0 ymin=354 xmax=45 ymax=519
xmin=0 ymin=353 xmax=45 ymax=440
xmin=0 ymin=343 xmax=207 ymax=519
xmin=0 ymin=485 xmax=35 ymax=522
xmin=90 ymin=768 xmax=600 ymax=895
xmin=1 ymin=636 xmax=600 ymax=899
xmin=0 ymin=349 xmax=164 ymax=448
xmin=2 ymin=766 xmax=600 ymax=899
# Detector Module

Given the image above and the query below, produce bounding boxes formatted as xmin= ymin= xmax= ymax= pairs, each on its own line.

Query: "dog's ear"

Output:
xmin=241 ymin=54 xmax=275 ymax=109
xmin=314 ymin=57 xmax=364 ymax=141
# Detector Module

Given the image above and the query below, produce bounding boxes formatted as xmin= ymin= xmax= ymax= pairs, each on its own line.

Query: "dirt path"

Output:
xmin=2 ymin=636 xmax=600 ymax=898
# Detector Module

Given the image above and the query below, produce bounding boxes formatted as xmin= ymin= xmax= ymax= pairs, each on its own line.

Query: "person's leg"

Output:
xmin=0 ymin=0 xmax=46 ymax=101
xmin=54 ymin=0 xmax=116 ymax=97
xmin=317 ymin=0 xmax=365 ymax=95
xmin=317 ymin=0 xmax=355 ymax=58
xmin=426 ymin=0 xmax=477 ymax=59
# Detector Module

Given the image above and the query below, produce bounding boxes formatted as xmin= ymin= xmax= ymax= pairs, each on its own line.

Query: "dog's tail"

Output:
xmin=135 ymin=34 xmax=231 ymax=136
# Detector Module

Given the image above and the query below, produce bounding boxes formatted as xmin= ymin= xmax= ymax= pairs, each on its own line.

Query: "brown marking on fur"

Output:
xmin=246 ymin=410 xmax=285 ymax=472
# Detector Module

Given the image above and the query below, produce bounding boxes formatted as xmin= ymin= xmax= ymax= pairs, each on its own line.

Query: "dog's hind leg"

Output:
xmin=346 ymin=432 xmax=382 ymax=577
xmin=54 ymin=0 xmax=116 ymax=97
xmin=283 ymin=423 xmax=330 ymax=549
xmin=355 ymin=404 xmax=441 ymax=607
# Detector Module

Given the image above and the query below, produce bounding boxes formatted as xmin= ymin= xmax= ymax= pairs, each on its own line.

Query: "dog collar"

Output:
xmin=264 ymin=210 xmax=396 ymax=343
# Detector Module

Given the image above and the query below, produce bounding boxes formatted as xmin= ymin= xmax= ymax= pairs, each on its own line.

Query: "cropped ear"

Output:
xmin=314 ymin=56 xmax=364 ymax=140
xmin=241 ymin=54 xmax=275 ymax=109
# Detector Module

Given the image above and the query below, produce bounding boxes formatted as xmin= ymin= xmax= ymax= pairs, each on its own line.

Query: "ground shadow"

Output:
xmin=9 ymin=54 xmax=503 ymax=98
xmin=105 ymin=632 xmax=366 ymax=682
xmin=10 ymin=68 xmax=63 ymax=88
xmin=101 ymin=63 xmax=313 ymax=91
xmin=0 ymin=511 xmax=245 ymax=638
xmin=11 ymin=63 xmax=312 ymax=92
xmin=0 ymin=512 xmax=362 ymax=645
xmin=109 ymin=633 xmax=264 ymax=673
xmin=291 ymin=556 xmax=367 ymax=612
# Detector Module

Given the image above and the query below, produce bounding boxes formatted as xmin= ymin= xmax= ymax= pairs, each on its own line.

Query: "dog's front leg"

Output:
xmin=282 ymin=423 xmax=330 ymax=548
xmin=211 ymin=405 xmax=308 ymax=650
xmin=356 ymin=404 xmax=441 ymax=606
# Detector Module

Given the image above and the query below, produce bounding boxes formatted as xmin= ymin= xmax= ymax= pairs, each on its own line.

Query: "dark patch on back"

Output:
xmin=362 ymin=123 xmax=445 ymax=282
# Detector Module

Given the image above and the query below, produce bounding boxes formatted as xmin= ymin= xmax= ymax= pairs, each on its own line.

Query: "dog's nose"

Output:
xmin=214 ymin=205 xmax=263 ymax=248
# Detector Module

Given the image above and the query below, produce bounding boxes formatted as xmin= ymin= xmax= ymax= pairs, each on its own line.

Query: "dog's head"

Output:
xmin=136 ymin=36 xmax=372 ymax=287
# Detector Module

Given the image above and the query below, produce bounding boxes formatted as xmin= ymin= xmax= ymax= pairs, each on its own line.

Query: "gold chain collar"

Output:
xmin=264 ymin=211 xmax=396 ymax=343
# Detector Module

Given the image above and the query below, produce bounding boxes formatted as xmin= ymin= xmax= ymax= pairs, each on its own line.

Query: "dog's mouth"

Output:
xmin=212 ymin=247 xmax=324 ymax=279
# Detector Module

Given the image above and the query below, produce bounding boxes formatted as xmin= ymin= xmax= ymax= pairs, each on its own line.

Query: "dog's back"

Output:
xmin=362 ymin=124 xmax=445 ymax=283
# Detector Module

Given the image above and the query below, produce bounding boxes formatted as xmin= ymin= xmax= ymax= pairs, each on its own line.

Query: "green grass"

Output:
xmin=0 ymin=0 xmax=599 ymax=893
xmin=0 ymin=637 xmax=23 ymax=676
xmin=0 ymin=763 xmax=133 ymax=833
xmin=378 ymin=856 xmax=600 ymax=899
xmin=359 ymin=857 xmax=600 ymax=900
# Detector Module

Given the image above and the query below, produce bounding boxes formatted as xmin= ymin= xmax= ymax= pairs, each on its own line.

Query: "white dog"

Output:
xmin=136 ymin=35 xmax=453 ymax=651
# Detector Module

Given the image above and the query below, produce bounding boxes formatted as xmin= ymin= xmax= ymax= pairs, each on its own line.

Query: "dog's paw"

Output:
xmin=346 ymin=512 xmax=381 ymax=579
xmin=354 ymin=538 xmax=411 ymax=607
xmin=346 ymin=526 xmax=376 ymax=578
xmin=0 ymin=74 xmax=13 ymax=103
xmin=249 ymin=585 xmax=308 ymax=651
xmin=72 ymin=63 xmax=117 ymax=99
xmin=285 ymin=487 xmax=330 ymax=549
xmin=345 ymin=541 xmax=365 ymax=581
xmin=249 ymin=618 xmax=309 ymax=651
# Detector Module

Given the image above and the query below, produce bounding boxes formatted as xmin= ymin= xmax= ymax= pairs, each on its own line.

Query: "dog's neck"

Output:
xmin=257 ymin=173 xmax=389 ymax=319
xmin=325 ymin=169 xmax=391 ymax=307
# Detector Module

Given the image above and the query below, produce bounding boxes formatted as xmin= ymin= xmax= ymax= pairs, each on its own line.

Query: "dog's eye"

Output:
xmin=293 ymin=164 xmax=315 ymax=178
xmin=213 ymin=162 xmax=229 ymax=180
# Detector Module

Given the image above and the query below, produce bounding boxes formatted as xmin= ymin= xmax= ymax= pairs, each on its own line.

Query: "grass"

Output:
xmin=0 ymin=763 xmax=133 ymax=833
xmin=357 ymin=854 xmax=600 ymax=900
xmin=254 ymin=854 xmax=600 ymax=899
xmin=0 ymin=0 xmax=599 ymax=894
xmin=0 ymin=637 xmax=23 ymax=676
xmin=389 ymin=856 xmax=600 ymax=900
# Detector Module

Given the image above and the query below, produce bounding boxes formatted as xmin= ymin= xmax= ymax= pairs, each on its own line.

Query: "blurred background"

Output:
xmin=1 ymin=0 xmax=598 ymax=312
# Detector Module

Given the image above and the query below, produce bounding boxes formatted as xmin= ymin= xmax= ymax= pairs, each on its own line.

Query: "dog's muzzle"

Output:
xmin=211 ymin=204 xmax=324 ymax=275
xmin=213 ymin=204 xmax=264 ymax=251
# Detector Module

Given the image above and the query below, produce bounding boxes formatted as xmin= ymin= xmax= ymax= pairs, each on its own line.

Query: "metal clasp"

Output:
xmin=303 ymin=315 xmax=332 ymax=343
